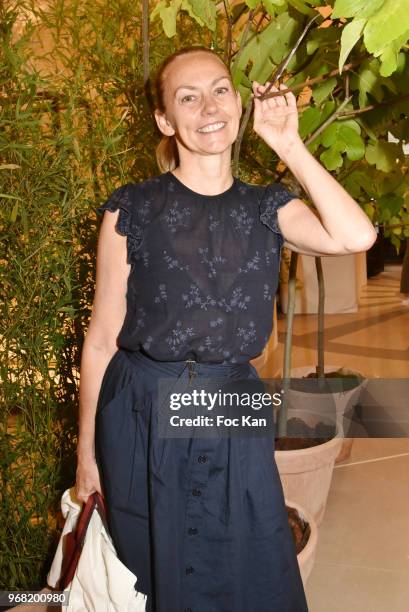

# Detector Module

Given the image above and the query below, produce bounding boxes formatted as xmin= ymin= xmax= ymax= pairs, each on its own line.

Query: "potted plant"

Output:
xmin=285 ymin=499 xmax=318 ymax=588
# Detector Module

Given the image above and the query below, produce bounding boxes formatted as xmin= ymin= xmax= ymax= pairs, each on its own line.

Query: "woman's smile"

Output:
xmin=197 ymin=121 xmax=227 ymax=134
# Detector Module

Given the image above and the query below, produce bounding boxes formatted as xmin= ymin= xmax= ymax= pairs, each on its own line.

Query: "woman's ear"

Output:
xmin=154 ymin=109 xmax=176 ymax=137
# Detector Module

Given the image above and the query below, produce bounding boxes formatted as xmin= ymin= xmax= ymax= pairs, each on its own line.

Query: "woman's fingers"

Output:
xmin=252 ymin=80 xmax=288 ymax=107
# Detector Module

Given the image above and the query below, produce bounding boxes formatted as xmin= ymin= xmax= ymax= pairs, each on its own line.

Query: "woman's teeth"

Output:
xmin=197 ymin=122 xmax=225 ymax=133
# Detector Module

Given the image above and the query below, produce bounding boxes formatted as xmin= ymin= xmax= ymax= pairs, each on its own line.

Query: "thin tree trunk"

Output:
xmin=400 ymin=237 xmax=409 ymax=294
xmin=315 ymin=256 xmax=325 ymax=380
xmin=279 ymin=250 xmax=298 ymax=438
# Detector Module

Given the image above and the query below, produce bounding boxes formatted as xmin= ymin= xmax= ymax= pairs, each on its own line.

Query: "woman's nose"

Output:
xmin=201 ymin=94 xmax=217 ymax=115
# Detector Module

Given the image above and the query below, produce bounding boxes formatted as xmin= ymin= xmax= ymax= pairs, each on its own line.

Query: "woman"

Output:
xmin=75 ymin=46 xmax=376 ymax=611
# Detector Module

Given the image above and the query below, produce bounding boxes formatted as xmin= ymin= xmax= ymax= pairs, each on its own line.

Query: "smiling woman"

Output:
xmin=75 ymin=44 xmax=375 ymax=612
xmin=153 ymin=47 xmax=242 ymax=181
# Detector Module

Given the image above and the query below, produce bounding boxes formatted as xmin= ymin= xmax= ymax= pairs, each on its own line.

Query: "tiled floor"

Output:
xmin=263 ymin=264 xmax=409 ymax=612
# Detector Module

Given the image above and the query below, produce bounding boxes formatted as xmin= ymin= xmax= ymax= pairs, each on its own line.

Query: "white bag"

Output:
xmin=47 ymin=487 xmax=147 ymax=612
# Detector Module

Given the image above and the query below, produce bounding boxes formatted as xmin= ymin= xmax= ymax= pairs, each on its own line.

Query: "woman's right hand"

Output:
xmin=75 ymin=455 xmax=104 ymax=504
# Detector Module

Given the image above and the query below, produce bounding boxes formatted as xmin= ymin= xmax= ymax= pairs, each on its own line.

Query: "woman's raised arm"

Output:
xmin=252 ymin=81 xmax=377 ymax=257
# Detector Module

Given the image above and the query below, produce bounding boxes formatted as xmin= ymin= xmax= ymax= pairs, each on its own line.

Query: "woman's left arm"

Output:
xmin=252 ymin=81 xmax=377 ymax=257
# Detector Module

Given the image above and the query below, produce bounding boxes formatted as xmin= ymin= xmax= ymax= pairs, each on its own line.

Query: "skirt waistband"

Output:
xmin=120 ymin=347 xmax=252 ymax=379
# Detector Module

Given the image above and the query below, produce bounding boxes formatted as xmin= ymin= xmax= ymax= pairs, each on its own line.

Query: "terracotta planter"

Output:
xmin=286 ymin=498 xmax=318 ymax=588
xmin=275 ymin=409 xmax=343 ymax=526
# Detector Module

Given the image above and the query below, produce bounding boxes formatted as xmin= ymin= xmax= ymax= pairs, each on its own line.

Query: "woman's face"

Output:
xmin=155 ymin=52 xmax=242 ymax=158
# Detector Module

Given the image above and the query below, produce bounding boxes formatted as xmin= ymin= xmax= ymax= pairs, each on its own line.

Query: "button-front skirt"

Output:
xmin=95 ymin=348 xmax=308 ymax=612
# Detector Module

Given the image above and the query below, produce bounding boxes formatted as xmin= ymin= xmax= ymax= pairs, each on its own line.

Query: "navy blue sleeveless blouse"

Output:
xmin=96 ymin=171 xmax=296 ymax=364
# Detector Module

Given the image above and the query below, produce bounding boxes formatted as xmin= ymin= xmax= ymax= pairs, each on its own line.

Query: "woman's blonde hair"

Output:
xmin=153 ymin=46 xmax=230 ymax=173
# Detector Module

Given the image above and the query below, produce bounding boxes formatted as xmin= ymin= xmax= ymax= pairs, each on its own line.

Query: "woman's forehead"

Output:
xmin=165 ymin=53 xmax=231 ymax=88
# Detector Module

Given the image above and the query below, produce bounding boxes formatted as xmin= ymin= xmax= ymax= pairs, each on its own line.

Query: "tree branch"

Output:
xmin=222 ymin=0 xmax=233 ymax=68
xmin=256 ymin=59 xmax=362 ymax=103
xmin=233 ymin=13 xmax=319 ymax=176
xmin=231 ymin=9 xmax=255 ymax=70
xmin=265 ymin=14 xmax=319 ymax=93
xmin=337 ymin=93 xmax=409 ymax=118
xmin=305 ymin=96 xmax=352 ymax=145
xmin=142 ymin=0 xmax=155 ymax=114
xmin=142 ymin=0 xmax=149 ymax=86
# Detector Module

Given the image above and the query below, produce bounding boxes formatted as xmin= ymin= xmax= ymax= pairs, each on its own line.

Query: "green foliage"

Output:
xmin=151 ymin=0 xmax=217 ymax=36
xmin=320 ymin=120 xmax=365 ymax=170
xmin=334 ymin=0 xmax=409 ymax=76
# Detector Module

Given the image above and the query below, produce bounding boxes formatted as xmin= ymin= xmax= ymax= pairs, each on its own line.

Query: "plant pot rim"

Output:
xmin=287 ymin=364 xmax=367 ymax=378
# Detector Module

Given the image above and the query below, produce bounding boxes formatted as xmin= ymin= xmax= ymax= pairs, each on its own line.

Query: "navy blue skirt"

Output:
xmin=95 ymin=348 xmax=309 ymax=612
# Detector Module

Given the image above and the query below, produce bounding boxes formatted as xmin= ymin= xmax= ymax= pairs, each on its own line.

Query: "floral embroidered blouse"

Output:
xmin=96 ymin=171 xmax=297 ymax=364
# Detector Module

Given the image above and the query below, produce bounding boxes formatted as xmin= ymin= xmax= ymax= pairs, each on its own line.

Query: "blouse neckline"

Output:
xmin=166 ymin=171 xmax=238 ymax=200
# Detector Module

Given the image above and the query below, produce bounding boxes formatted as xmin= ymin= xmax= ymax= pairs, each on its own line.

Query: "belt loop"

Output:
xmin=185 ymin=359 xmax=197 ymax=385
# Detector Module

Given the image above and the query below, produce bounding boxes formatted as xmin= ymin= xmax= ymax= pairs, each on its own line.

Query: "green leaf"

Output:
xmin=320 ymin=147 xmax=344 ymax=171
xmin=354 ymin=173 xmax=377 ymax=198
xmin=378 ymin=28 xmax=409 ymax=76
xmin=332 ymin=0 xmax=383 ymax=19
xmin=245 ymin=0 xmax=258 ymax=8
xmin=0 ymin=193 xmax=23 ymax=200
xmin=181 ymin=0 xmax=205 ymax=25
xmin=306 ymin=136 xmax=321 ymax=155
xmin=263 ymin=0 xmax=285 ymax=15
xmin=339 ymin=125 xmax=365 ymax=160
xmin=365 ymin=142 xmax=400 ymax=172
xmin=312 ymin=77 xmax=337 ymax=105
xmin=306 ymin=26 xmax=341 ymax=56
xmin=286 ymin=0 xmax=315 ymax=15
xmin=298 ymin=107 xmax=321 ymax=139
xmin=341 ymin=119 xmax=361 ymax=135
xmin=390 ymin=234 xmax=402 ymax=251
xmin=364 ymin=0 xmax=409 ymax=56
xmin=378 ymin=193 xmax=404 ymax=217
xmin=150 ymin=0 xmax=181 ymax=37
xmin=320 ymin=120 xmax=364 ymax=165
xmin=188 ymin=0 xmax=217 ymax=31
xmin=234 ymin=13 xmax=298 ymax=80
xmin=339 ymin=18 xmax=365 ymax=73
xmin=354 ymin=58 xmax=396 ymax=107
xmin=321 ymin=123 xmax=338 ymax=147
xmin=363 ymin=203 xmax=375 ymax=220
xmin=10 ymin=201 xmax=19 ymax=223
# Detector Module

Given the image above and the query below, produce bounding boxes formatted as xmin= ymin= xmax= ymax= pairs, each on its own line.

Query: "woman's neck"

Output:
xmin=173 ymin=152 xmax=234 ymax=196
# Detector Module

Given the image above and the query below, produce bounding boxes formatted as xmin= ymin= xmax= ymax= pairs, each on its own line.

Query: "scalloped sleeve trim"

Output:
xmin=96 ymin=184 xmax=143 ymax=265
xmin=259 ymin=182 xmax=298 ymax=249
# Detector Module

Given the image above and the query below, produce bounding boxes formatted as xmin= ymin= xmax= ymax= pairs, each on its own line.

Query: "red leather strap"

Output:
xmin=59 ymin=492 xmax=108 ymax=590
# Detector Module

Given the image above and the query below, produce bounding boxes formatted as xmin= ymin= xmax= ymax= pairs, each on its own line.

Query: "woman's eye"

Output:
xmin=181 ymin=94 xmax=196 ymax=103
xmin=215 ymin=87 xmax=229 ymax=95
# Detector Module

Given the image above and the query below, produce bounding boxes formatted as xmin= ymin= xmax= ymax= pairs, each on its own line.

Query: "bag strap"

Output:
xmin=59 ymin=491 xmax=108 ymax=590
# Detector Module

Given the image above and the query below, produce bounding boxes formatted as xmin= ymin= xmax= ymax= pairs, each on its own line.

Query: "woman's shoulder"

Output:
xmin=97 ymin=173 xmax=168 ymax=212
